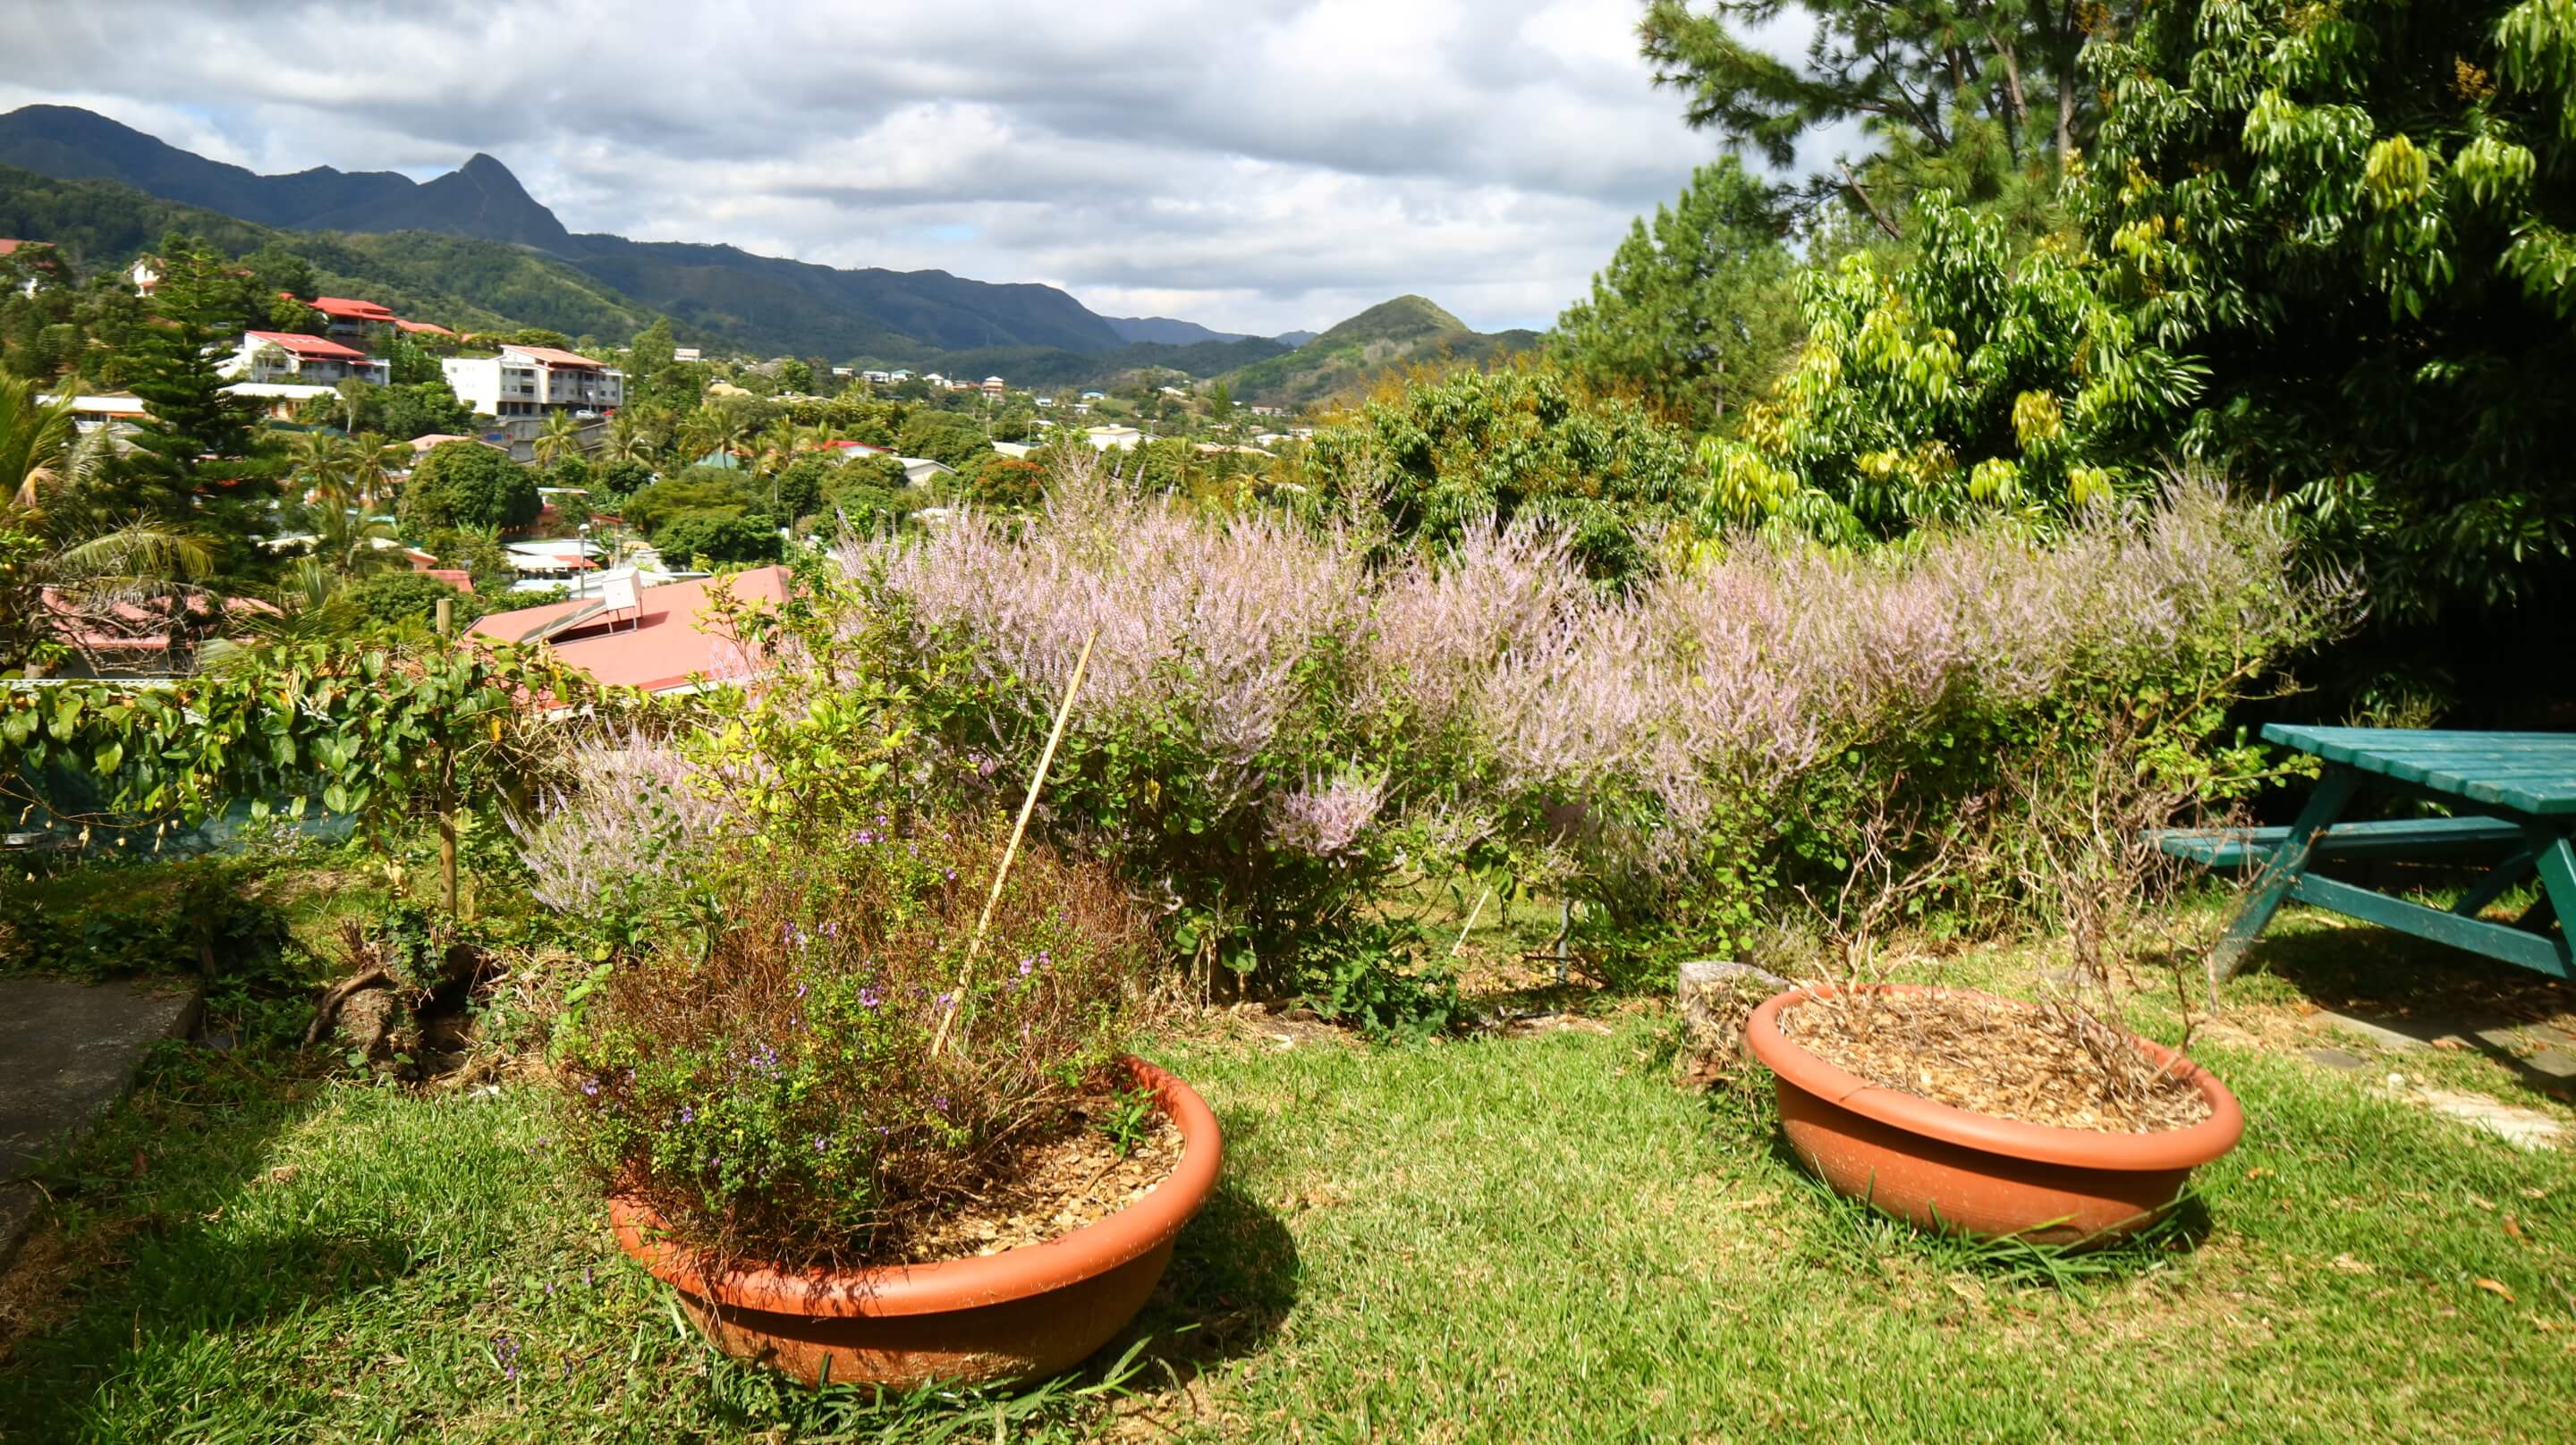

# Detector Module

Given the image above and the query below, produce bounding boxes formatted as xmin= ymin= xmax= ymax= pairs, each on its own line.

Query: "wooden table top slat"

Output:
xmin=2260 ymin=725 xmax=2576 ymax=814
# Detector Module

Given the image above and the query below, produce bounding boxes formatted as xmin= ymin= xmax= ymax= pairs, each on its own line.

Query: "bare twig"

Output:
xmin=930 ymin=630 xmax=1096 ymax=1058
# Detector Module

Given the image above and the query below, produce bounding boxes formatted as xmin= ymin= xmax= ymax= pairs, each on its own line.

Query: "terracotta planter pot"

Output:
xmin=1743 ymin=984 xmax=2243 ymax=1245
xmin=609 ymin=1055 xmax=1221 ymax=1388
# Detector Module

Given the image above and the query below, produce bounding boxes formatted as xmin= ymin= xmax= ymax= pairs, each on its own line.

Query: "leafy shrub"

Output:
xmin=555 ymin=757 xmax=1149 ymax=1268
xmin=336 ymin=570 xmax=489 ymax=633
xmin=897 ymin=410 xmax=992 ymax=469
xmin=623 ymin=470 xmax=756 ymax=539
xmin=0 ymin=851 xmax=291 ymax=984
xmin=396 ymin=441 xmax=540 ymax=534
xmin=1699 ymin=193 xmax=2206 ymax=543
xmin=1303 ymin=361 xmax=1698 ymax=582
xmin=967 ymin=453 xmax=1046 ymax=508
xmin=593 ymin=459 xmax=655 ymax=511
xmin=653 ymin=510 xmax=782 ymax=567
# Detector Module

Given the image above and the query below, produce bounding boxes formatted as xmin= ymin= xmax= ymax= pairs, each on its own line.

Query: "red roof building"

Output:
xmin=307 ymin=295 xmax=397 ymax=322
xmin=469 ymin=566 xmax=788 ymax=694
xmin=232 ymin=331 xmax=389 ymax=385
xmin=394 ymin=317 xmax=457 ymax=336
xmin=245 ymin=330 xmax=369 ymax=360
xmin=504 ymin=344 xmax=606 ymax=369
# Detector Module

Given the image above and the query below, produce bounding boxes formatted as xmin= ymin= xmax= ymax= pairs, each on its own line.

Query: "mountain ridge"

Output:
xmin=0 ymin=105 xmax=1508 ymax=385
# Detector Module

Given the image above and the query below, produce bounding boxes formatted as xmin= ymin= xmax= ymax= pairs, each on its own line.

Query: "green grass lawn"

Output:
xmin=4 ymin=911 xmax=2573 ymax=1442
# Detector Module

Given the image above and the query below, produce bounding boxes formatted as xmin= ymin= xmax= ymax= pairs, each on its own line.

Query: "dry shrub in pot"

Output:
xmin=557 ymin=807 xmax=1153 ymax=1272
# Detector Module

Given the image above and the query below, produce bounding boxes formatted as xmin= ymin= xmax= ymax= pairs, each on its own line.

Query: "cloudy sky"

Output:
xmin=0 ymin=0 xmax=1835 ymax=336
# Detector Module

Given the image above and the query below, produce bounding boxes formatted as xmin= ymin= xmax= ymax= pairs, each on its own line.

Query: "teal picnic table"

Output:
xmin=2155 ymin=726 xmax=2576 ymax=981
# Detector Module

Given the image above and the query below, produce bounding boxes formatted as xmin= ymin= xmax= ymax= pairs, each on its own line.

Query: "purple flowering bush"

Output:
xmin=556 ymin=804 xmax=1149 ymax=1270
xmin=837 ymin=461 xmax=2340 ymax=982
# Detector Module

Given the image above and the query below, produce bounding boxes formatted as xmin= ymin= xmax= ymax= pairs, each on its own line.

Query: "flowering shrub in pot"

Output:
xmin=551 ymin=717 xmax=1221 ymax=1385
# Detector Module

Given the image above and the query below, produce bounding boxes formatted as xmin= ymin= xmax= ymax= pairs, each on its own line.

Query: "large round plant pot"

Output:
xmin=1743 ymin=984 xmax=2243 ymax=1246
xmin=609 ymin=1055 xmax=1222 ymax=1388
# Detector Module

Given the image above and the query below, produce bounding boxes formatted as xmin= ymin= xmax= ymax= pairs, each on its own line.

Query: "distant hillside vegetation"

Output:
xmin=1222 ymin=296 xmax=1538 ymax=406
xmin=0 ymin=106 xmax=1156 ymax=363
xmin=1106 ymin=315 xmax=1253 ymax=345
xmin=0 ymin=163 xmax=672 ymax=342
xmin=927 ymin=335 xmax=1293 ymax=390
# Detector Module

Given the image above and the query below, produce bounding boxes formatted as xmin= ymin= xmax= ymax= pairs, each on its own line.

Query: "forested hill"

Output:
xmin=0 ymin=106 xmax=1142 ymax=362
xmin=1221 ymin=295 xmax=1539 ymax=406
xmin=0 ymin=164 xmax=673 ymax=343
xmin=0 ymin=164 xmax=1304 ymax=385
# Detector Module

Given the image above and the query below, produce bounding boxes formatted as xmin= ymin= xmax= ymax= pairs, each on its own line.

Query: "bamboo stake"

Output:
xmin=1450 ymin=885 xmax=1492 ymax=958
xmin=930 ymin=630 xmax=1096 ymax=1058
xmin=435 ymin=597 xmax=459 ymax=919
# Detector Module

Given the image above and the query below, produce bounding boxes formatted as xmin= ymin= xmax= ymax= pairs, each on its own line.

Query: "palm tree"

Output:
xmin=691 ymin=403 xmax=757 ymax=466
xmin=345 ymin=431 xmax=407 ymax=510
xmin=302 ymin=498 xmax=402 ymax=580
xmin=603 ymin=409 xmax=657 ymax=464
xmin=1 ymin=375 xmax=81 ymax=507
xmin=3 ymin=377 xmax=233 ymax=673
xmin=533 ymin=410 xmax=584 ymax=469
xmin=286 ymin=430 xmax=355 ymax=507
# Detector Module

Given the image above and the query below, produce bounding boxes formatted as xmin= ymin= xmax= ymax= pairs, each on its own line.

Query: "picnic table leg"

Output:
xmin=2209 ymin=769 xmax=2358 ymax=983
xmin=2453 ymin=844 xmax=2540 ymax=919
xmin=2531 ymin=834 xmax=2576 ymax=976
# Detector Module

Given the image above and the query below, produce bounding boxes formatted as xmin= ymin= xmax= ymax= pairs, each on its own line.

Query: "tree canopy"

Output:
xmin=2078 ymin=0 xmax=2576 ymax=630
xmin=397 ymin=442 xmax=539 ymax=535
xmin=1638 ymin=0 xmax=2123 ymax=229
xmin=1552 ymin=156 xmax=1802 ymax=429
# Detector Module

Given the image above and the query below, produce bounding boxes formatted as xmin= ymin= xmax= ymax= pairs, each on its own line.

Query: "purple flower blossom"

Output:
xmin=859 ymin=986 xmax=882 ymax=1010
xmin=579 ymin=1077 xmax=600 ymax=1096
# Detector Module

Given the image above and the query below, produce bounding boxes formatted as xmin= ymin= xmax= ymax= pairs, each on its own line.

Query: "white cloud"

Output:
xmin=0 ymin=0 xmax=1834 ymax=336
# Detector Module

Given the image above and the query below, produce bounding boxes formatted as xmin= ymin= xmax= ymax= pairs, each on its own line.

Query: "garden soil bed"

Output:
xmin=1781 ymin=990 xmax=2213 ymax=1134
xmin=896 ymin=1108 xmax=1183 ymax=1264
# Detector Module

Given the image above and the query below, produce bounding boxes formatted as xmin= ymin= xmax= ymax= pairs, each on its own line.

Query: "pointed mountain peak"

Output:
xmin=458 ymin=153 xmax=527 ymax=189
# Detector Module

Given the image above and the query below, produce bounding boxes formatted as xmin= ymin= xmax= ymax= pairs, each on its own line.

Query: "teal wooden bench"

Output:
xmin=2189 ymin=726 xmax=2576 ymax=982
xmin=2152 ymin=815 xmax=2527 ymax=868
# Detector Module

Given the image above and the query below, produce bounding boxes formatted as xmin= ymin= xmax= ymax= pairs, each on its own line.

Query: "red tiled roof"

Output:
xmin=468 ymin=566 xmax=788 ymax=693
xmin=394 ymin=318 xmax=456 ymax=336
xmin=503 ymin=344 xmax=605 ymax=369
xmin=0 ymin=239 xmax=51 ymax=257
xmin=308 ymin=295 xmax=396 ymax=321
xmin=245 ymin=331 xmax=371 ymax=361
xmin=424 ymin=569 xmax=475 ymax=595
xmin=40 ymin=587 xmax=276 ymax=651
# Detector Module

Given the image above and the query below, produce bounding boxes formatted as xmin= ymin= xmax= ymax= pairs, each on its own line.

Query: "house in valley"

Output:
xmin=222 ymin=332 xmax=391 ymax=386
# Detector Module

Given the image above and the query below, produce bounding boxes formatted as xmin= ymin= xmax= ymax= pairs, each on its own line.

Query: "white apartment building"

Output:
xmin=443 ymin=344 xmax=626 ymax=419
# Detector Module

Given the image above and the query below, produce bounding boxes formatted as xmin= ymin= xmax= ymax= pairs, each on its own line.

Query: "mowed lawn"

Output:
xmin=3 ymin=917 xmax=2572 ymax=1442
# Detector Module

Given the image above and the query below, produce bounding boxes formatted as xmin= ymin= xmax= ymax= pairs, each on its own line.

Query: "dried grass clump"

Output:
xmin=1784 ymin=990 xmax=2212 ymax=1133
xmin=559 ymin=809 xmax=1154 ymax=1270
